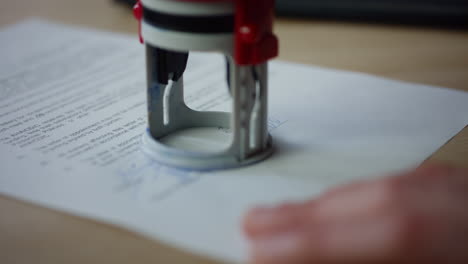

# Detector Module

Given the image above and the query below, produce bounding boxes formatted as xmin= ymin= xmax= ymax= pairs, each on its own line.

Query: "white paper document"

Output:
xmin=1 ymin=20 xmax=467 ymax=263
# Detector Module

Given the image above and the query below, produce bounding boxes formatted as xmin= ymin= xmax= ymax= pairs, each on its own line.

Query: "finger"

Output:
xmin=249 ymin=231 xmax=317 ymax=264
xmin=243 ymin=202 xmax=313 ymax=239
xmin=248 ymin=178 xmax=420 ymax=264
xmin=245 ymin=177 xmax=401 ymax=239
xmin=315 ymin=181 xmax=386 ymax=220
xmin=315 ymin=214 xmax=415 ymax=264
xmin=413 ymin=163 xmax=456 ymax=179
xmin=250 ymin=213 xmax=408 ymax=264
xmin=248 ymin=165 xmax=468 ymax=264
xmin=412 ymin=163 xmax=468 ymax=198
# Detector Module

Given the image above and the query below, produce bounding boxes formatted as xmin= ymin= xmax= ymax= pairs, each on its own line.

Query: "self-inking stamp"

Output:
xmin=134 ymin=0 xmax=278 ymax=170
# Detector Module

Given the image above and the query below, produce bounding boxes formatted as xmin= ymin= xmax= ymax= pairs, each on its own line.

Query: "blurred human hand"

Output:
xmin=243 ymin=164 xmax=468 ymax=264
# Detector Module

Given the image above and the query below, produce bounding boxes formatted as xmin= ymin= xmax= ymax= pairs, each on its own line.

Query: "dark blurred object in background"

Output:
xmin=276 ymin=0 xmax=468 ymax=29
xmin=115 ymin=0 xmax=468 ymax=29
xmin=114 ymin=0 xmax=136 ymax=7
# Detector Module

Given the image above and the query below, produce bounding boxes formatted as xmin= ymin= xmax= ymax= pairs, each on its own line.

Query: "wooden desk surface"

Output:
xmin=1 ymin=1 xmax=467 ymax=263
